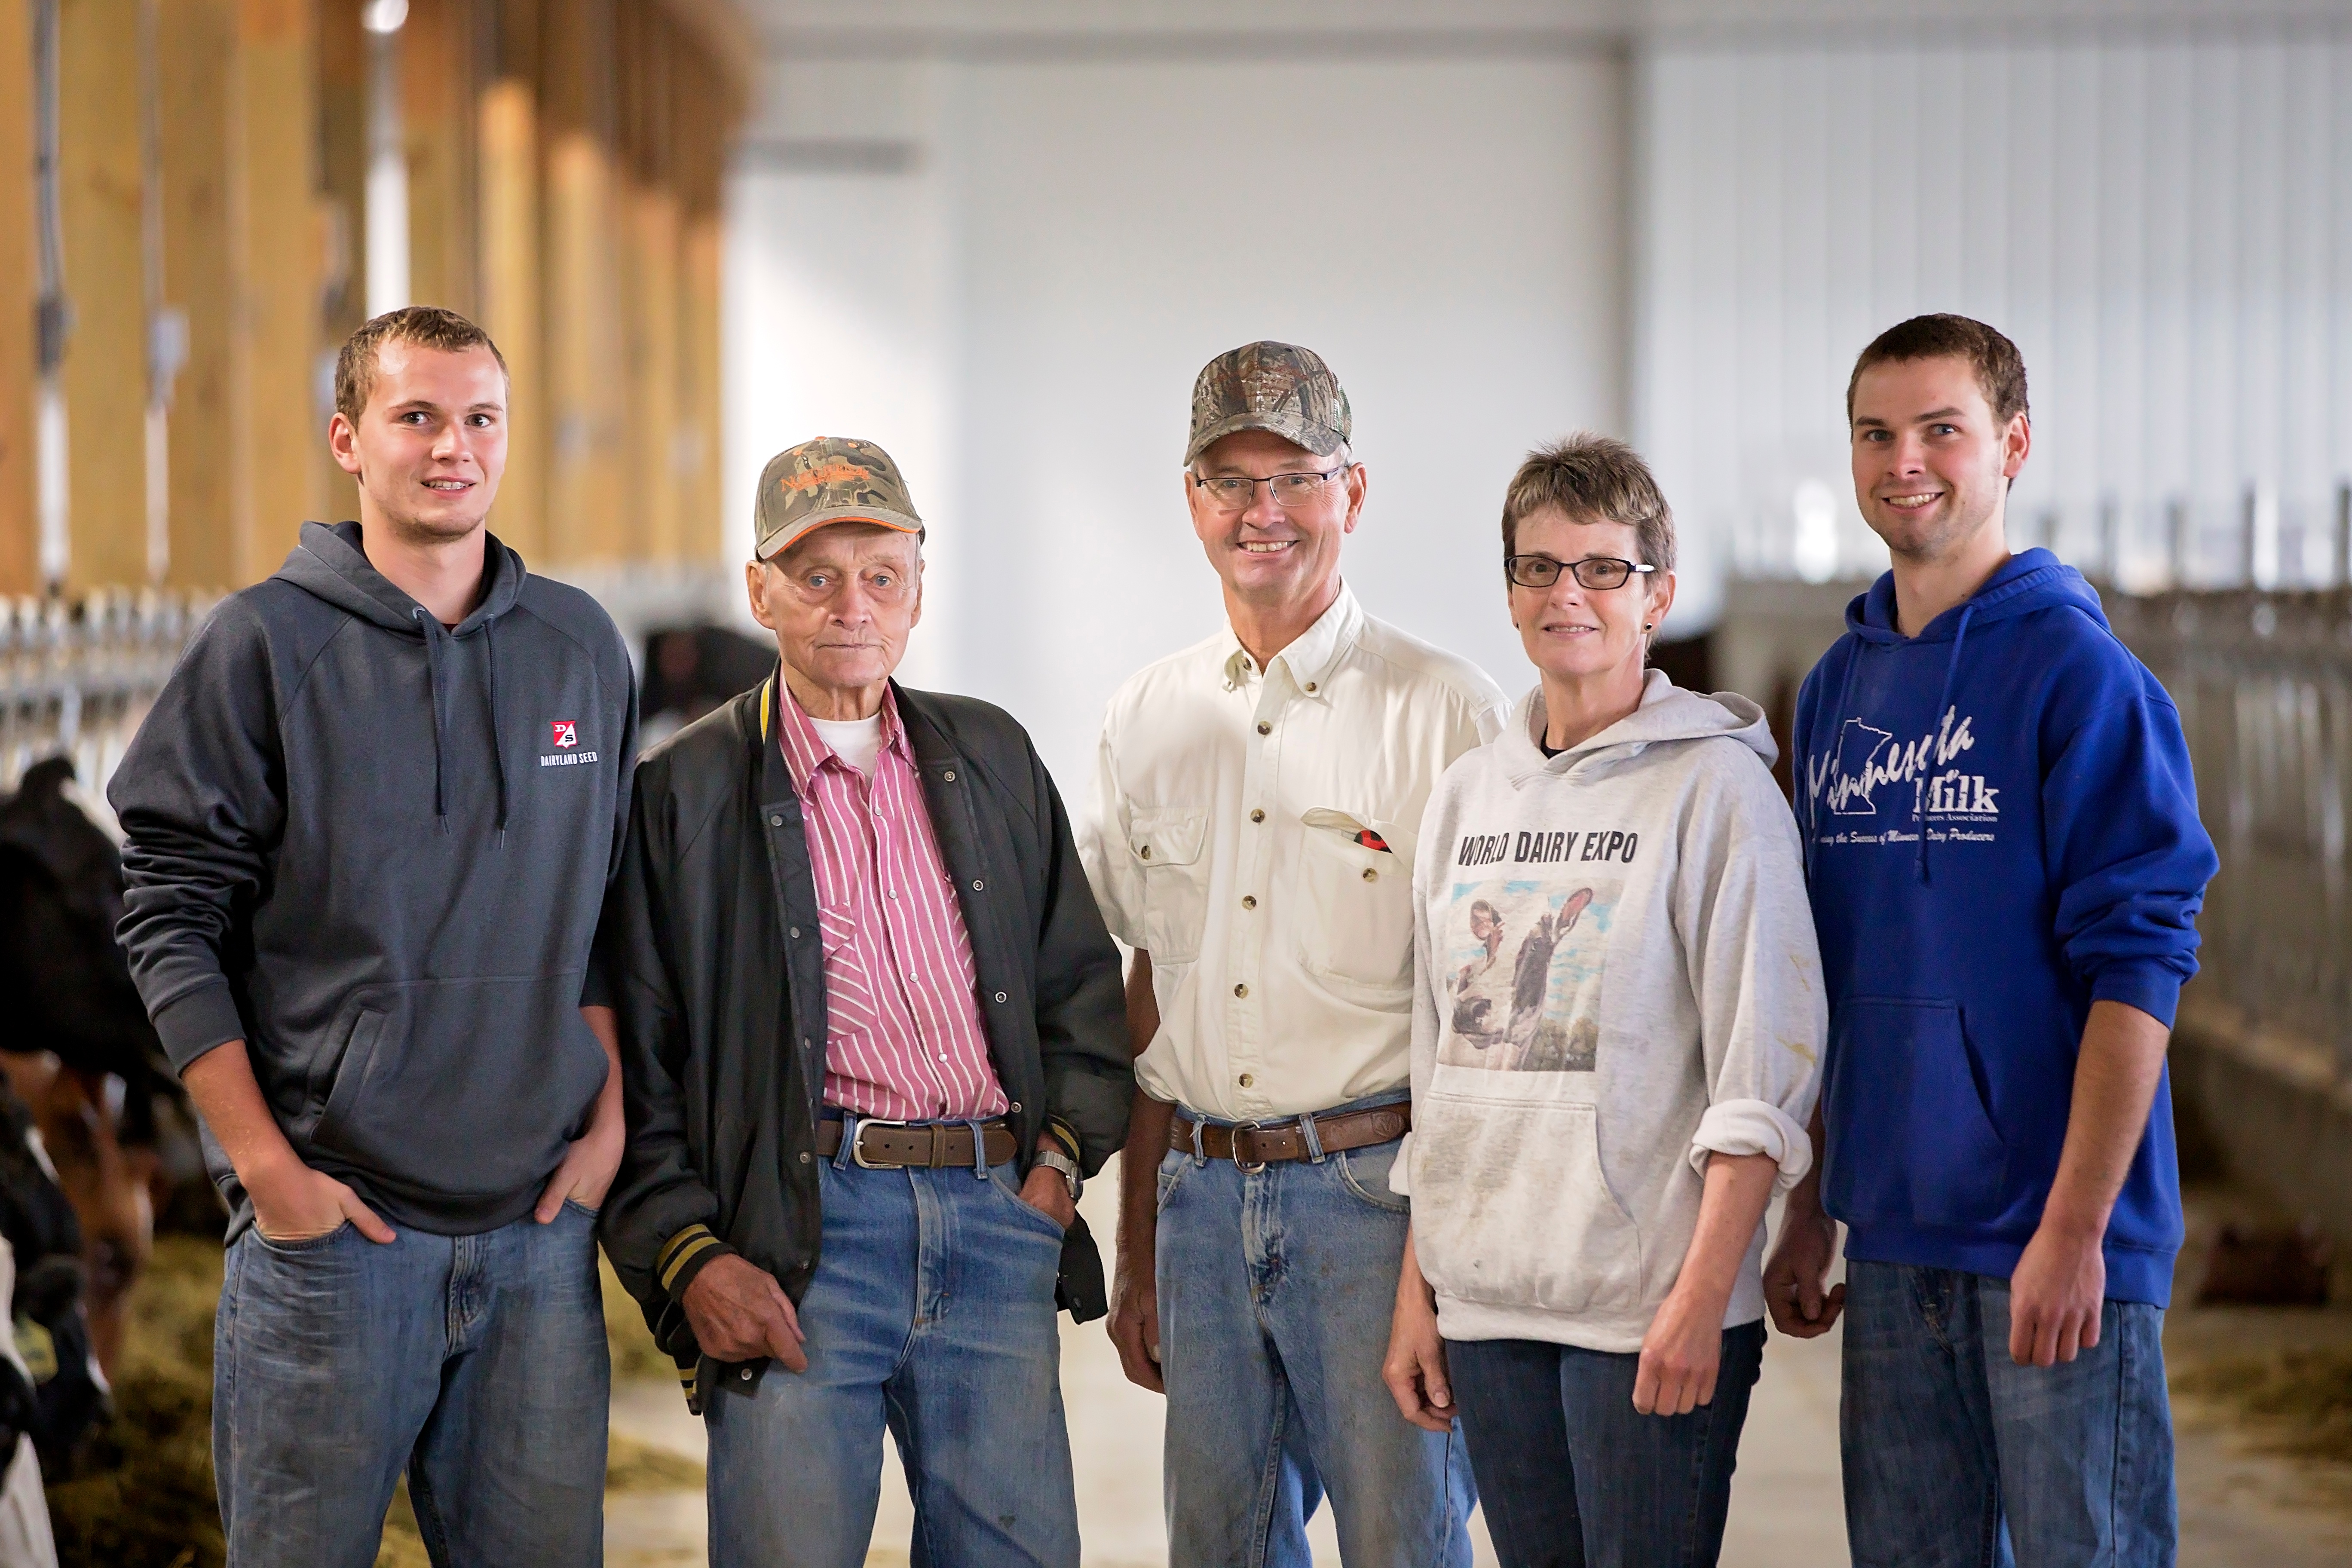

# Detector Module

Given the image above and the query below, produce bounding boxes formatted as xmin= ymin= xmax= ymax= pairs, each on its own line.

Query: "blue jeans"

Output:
xmin=1446 ymin=1321 xmax=1763 ymax=1568
xmin=212 ymin=1200 xmax=609 ymax=1568
xmin=1155 ymin=1097 xmax=1476 ymax=1567
xmin=704 ymin=1131 xmax=1077 ymax=1568
xmin=1842 ymin=1262 xmax=2176 ymax=1568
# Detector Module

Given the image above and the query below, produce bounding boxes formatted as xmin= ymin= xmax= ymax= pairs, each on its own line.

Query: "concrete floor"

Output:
xmin=605 ymin=1168 xmax=2352 ymax=1567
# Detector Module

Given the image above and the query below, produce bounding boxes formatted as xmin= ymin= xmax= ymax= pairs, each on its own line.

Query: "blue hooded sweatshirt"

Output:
xmin=1793 ymin=548 xmax=2218 ymax=1305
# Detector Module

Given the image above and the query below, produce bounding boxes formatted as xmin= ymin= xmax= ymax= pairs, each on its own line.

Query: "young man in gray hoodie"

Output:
xmin=111 ymin=306 xmax=636 ymax=1567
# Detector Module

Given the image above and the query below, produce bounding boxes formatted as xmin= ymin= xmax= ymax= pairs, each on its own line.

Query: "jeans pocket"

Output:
xmin=1334 ymin=1139 xmax=1410 ymax=1214
xmin=561 ymin=1197 xmax=600 ymax=1219
xmin=989 ymin=1169 xmax=1070 ymax=1241
xmin=1155 ymin=1147 xmax=1190 ymax=1214
xmin=251 ymin=1219 xmax=353 ymax=1256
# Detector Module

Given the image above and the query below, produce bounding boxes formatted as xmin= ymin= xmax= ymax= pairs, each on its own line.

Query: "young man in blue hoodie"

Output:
xmin=1764 ymin=315 xmax=2217 ymax=1566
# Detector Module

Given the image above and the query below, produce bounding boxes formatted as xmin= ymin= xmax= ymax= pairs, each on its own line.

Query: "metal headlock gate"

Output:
xmin=2107 ymin=590 xmax=2352 ymax=1091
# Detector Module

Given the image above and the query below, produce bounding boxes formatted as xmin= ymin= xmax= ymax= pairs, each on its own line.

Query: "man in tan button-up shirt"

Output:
xmin=1081 ymin=342 xmax=1505 ymax=1565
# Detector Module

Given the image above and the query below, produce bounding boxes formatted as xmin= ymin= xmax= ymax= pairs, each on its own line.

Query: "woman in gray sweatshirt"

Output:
xmin=1381 ymin=436 xmax=1825 ymax=1567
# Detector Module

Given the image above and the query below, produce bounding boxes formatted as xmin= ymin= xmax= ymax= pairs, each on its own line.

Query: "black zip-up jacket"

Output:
xmin=598 ymin=673 xmax=1130 ymax=1408
xmin=110 ymin=521 xmax=636 ymax=1239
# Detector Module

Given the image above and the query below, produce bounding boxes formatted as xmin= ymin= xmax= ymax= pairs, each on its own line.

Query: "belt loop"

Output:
xmin=833 ymin=1113 xmax=858 ymax=1172
xmin=968 ymin=1120 xmax=989 ymax=1180
xmin=1299 ymin=1110 xmax=1327 ymax=1163
xmin=1189 ymin=1116 xmax=1207 ymax=1165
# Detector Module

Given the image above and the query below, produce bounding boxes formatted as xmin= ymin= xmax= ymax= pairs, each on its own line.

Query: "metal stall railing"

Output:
xmin=2107 ymin=589 xmax=2352 ymax=1090
xmin=1 ymin=590 xmax=215 ymax=821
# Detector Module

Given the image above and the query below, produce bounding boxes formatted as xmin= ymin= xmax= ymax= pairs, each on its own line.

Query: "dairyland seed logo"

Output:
xmin=1808 ymin=707 xmax=1997 ymax=821
xmin=540 ymin=720 xmax=598 ymax=769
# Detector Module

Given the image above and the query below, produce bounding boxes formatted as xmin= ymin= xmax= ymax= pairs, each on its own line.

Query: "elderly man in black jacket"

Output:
xmin=600 ymin=437 xmax=1130 ymax=1568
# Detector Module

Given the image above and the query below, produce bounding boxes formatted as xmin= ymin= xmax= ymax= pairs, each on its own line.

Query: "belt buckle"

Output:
xmin=1229 ymin=1120 xmax=1267 ymax=1175
xmin=850 ymin=1118 xmax=910 ymax=1170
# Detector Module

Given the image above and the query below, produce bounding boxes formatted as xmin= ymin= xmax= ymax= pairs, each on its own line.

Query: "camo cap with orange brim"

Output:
xmin=1185 ymin=341 xmax=1353 ymax=468
xmin=754 ymin=436 xmax=925 ymax=560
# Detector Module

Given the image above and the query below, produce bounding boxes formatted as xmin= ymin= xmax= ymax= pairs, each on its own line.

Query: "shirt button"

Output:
xmin=1362 ymin=867 xmax=1378 ymax=882
xmin=1256 ymin=721 xmax=1271 ymax=735
xmin=769 ymin=814 xmax=784 ymax=827
xmin=1239 ymin=1073 xmax=1255 ymax=1087
xmin=790 ymin=926 xmax=801 ymax=938
xmin=1139 ymin=844 xmax=1152 ymax=859
xmin=995 ymin=991 xmax=1008 ymax=1003
xmin=799 ymin=1152 xmax=812 ymax=1164
xmin=1233 ymin=982 xmax=1248 ymax=998
xmin=943 ymin=769 xmax=956 ymax=781
xmin=1305 ymin=682 xmax=1317 ymax=693
xmin=887 ymin=890 xmax=897 ymax=900
xmin=1250 ymin=808 xmax=1265 ymax=824
xmin=1240 ymin=895 xmax=1256 ymax=910
xmin=971 ymin=879 xmax=985 ymax=891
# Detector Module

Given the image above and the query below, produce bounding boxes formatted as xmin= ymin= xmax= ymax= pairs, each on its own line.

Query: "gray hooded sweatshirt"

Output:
xmin=111 ymin=521 xmax=637 ymax=1238
xmin=1395 ymin=671 xmax=1825 ymax=1351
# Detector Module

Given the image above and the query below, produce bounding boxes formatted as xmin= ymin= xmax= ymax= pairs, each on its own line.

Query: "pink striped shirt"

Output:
xmin=774 ymin=684 xmax=1008 ymax=1122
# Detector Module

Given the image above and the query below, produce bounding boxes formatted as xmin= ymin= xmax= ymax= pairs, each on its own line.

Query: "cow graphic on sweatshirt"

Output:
xmin=1440 ymin=877 xmax=1620 ymax=1072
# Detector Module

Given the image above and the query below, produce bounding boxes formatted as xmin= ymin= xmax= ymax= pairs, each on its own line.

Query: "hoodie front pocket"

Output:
xmin=1296 ymin=810 xmax=1413 ymax=998
xmin=303 ymin=977 xmax=611 ymax=1203
xmin=1407 ymin=1094 xmax=1643 ymax=1317
xmin=1822 ymin=997 xmax=2008 ymax=1231
xmin=312 ymin=1005 xmax=387 ymax=1139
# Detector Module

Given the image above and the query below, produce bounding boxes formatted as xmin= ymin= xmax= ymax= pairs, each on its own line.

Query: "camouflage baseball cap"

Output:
xmin=1184 ymin=341 xmax=1353 ymax=467
xmin=753 ymin=436 xmax=924 ymax=560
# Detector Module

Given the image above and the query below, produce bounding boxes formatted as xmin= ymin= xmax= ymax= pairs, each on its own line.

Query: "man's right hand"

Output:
xmin=1763 ymin=1192 xmax=1845 ymax=1338
xmin=681 ymin=1254 xmax=809 ymax=1372
xmin=247 ymin=1154 xmax=396 ymax=1245
xmin=1107 ymin=1244 xmax=1164 ymax=1393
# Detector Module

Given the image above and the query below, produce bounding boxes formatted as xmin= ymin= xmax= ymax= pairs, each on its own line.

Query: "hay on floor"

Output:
xmin=2175 ymin=1347 xmax=2352 ymax=1465
xmin=42 ymin=1235 xmax=703 ymax=1568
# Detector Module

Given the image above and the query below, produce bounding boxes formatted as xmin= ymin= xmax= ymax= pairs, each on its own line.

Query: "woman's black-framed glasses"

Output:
xmin=1190 ymin=466 xmax=1349 ymax=512
xmin=1504 ymin=554 xmax=1655 ymax=591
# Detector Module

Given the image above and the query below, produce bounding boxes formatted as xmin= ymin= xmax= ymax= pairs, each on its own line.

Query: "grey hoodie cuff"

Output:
xmin=1689 ymin=1099 xmax=1814 ymax=1189
xmin=153 ymin=983 xmax=249 ymax=1074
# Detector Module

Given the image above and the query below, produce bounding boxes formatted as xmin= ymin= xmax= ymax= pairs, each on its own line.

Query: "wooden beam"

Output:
xmin=59 ymin=0 xmax=150 ymax=590
xmin=542 ymin=0 xmax=622 ymax=566
xmin=478 ymin=70 xmax=544 ymax=562
xmin=0 ymin=0 xmax=37 ymax=594
xmin=680 ymin=208 xmax=720 ymax=560
xmin=403 ymin=0 xmax=478 ymax=317
xmin=313 ymin=0 xmax=365 ymax=526
xmin=159 ymin=0 xmax=236 ymax=588
xmin=674 ymin=32 xmax=727 ymax=560
xmin=227 ymin=0 xmax=320 ymax=585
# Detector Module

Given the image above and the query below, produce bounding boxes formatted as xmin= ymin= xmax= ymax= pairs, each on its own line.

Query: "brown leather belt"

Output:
xmin=1168 ymin=1104 xmax=1410 ymax=1169
xmin=817 ymin=1118 xmax=1019 ymax=1169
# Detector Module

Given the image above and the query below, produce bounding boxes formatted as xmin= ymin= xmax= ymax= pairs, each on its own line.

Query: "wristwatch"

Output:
xmin=1033 ymin=1145 xmax=1083 ymax=1204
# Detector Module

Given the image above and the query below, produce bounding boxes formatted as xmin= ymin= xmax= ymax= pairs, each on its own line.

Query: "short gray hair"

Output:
xmin=1501 ymin=434 xmax=1675 ymax=578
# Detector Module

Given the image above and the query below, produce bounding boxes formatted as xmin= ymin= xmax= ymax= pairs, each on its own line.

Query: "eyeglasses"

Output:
xmin=1504 ymin=554 xmax=1655 ymax=591
xmin=1189 ymin=466 xmax=1350 ymax=512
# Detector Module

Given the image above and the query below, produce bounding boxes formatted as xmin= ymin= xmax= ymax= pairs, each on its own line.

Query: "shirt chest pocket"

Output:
xmin=1295 ymin=809 xmax=1414 ymax=1000
xmin=1127 ymin=807 xmax=1210 ymax=966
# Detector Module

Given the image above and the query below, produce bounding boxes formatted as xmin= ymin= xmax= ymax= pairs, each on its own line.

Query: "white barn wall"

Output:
xmin=1634 ymin=20 xmax=2352 ymax=616
xmin=728 ymin=45 xmax=1629 ymax=793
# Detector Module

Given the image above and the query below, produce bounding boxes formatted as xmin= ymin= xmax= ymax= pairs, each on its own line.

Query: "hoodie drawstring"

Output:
xmin=413 ymin=606 xmax=509 ymax=844
xmin=1915 ymin=600 xmax=1978 ymax=885
xmin=415 ymin=608 xmax=452 ymax=831
xmin=484 ymin=619 xmax=509 ymax=842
